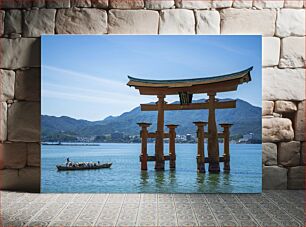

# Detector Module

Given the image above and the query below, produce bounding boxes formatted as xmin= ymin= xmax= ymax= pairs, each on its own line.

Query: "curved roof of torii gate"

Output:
xmin=127 ymin=66 xmax=253 ymax=95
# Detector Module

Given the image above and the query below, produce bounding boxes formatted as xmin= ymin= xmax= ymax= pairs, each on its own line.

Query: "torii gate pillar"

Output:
xmin=155 ymin=94 xmax=165 ymax=171
xmin=207 ymin=93 xmax=220 ymax=173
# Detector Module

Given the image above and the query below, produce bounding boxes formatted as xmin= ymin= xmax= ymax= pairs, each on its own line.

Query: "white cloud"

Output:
xmin=43 ymin=65 xmax=128 ymax=91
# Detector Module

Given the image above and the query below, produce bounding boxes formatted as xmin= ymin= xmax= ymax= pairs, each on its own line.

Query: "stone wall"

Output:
xmin=0 ymin=0 xmax=305 ymax=192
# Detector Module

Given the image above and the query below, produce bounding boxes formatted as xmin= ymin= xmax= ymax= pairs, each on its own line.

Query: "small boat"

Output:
xmin=56 ymin=162 xmax=112 ymax=171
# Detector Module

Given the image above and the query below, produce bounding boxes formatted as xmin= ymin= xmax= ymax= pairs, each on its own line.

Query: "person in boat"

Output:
xmin=98 ymin=161 xmax=100 ymax=165
xmin=66 ymin=157 xmax=70 ymax=167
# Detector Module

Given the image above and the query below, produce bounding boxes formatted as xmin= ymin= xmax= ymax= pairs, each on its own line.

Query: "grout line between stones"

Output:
xmin=172 ymin=194 xmax=178 ymax=227
xmin=23 ymin=194 xmax=58 ymax=226
xmin=217 ymin=194 xmax=242 ymax=226
xmin=234 ymin=194 xmax=263 ymax=227
xmin=70 ymin=194 xmax=93 ymax=226
xmin=187 ymin=194 xmax=199 ymax=226
xmin=133 ymin=193 xmax=142 ymax=227
xmin=238 ymin=194 xmax=283 ymax=226
xmin=201 ymin=194 xmax=220 ymax=226
xmin=261 ymin=192 xmax=304 ymax=225
xmin=92 ymin=193 xmax=110 ymax=226
xmin=114 ymin=193 xmax=126 ymax=226
xmin=46 ymin=194 xmax=77 ymax=227
xmin=255 ymin=193 xmax=293 ymax=226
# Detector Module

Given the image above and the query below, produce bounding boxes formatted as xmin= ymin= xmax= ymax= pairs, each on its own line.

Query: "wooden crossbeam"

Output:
xmin=205 ymin=156 xmax=225 ymax=163
xmin=204 ymin=132 xmax=224 ymax=138
xmin=141 ymin=100 xmax=236 ymax=111
xmin=147 ymin=132 xmax=224 ymax=138
xmin=148 ymin=132 xmax=156 ymax=138
xmin=140 ymin=156 xmax=225 ymax=162
xmin=147 ymin=132 xmax=169 ymax=138
xmin=140 ymin=155 xmax=171 ymax=162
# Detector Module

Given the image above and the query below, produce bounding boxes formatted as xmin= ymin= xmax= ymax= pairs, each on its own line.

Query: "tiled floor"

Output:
xmin=1 ymin=190 xmax=304 ymax=226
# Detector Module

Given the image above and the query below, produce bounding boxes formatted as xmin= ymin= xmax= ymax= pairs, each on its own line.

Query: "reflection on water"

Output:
xmin=169 ymin=171 xmax=177 ymax=186
xmin=139 ymin=169 xmax=235 ymax=193
xmin=155 ymin=171 xmax=165 ymax=189
xmin=195 ymin=172 xmax=235 ymax=193
xmin=140 ymin=171 xmax=149 ymax=186
xmin=42 ymin=143 xmax=262 ymax=193
xmin=140 ymin=170 xmax=178 ymax=192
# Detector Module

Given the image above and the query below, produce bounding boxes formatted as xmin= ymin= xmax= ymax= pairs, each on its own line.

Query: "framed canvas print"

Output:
xmin=41 ymin=35 xmax=262 ymax=193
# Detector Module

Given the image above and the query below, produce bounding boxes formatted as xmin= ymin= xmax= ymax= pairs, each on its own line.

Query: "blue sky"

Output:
xmin=42 ymin=35 xmax=262 ymax=121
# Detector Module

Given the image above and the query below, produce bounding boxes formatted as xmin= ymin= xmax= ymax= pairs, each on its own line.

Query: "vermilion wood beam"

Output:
xmin=135 ymin=79 xmax=241 ymax=95
xmin=141 ymin=100 xmax=236 ymax=111
xmin=148 ymin=132 xmax=169 ymax=138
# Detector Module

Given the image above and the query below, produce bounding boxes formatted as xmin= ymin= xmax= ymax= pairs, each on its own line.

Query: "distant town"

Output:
xmin=42 ymin=132 xmax=261 ymax=144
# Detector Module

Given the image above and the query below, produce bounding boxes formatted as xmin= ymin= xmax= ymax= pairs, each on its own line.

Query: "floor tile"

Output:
xmin=0 ymin=190 xmax=304 ymax=227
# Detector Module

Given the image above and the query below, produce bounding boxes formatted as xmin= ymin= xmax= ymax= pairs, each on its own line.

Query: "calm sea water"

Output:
xmin=41 ymin=143 xmax=262 ymax=193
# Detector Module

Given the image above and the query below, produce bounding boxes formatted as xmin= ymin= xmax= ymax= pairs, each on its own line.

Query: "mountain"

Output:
xmin=42 ymin=99 xmax=262 ymax=141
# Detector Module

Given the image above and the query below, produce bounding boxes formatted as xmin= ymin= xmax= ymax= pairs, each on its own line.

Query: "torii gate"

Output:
xmin=127 ymin=67 xmax=253 ymax=173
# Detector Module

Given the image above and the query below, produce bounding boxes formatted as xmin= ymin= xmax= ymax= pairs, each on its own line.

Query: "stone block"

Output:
xmin=294 ymin=101 xmax=305 ymax=141
xmin=0 ymin=142 xmax=27 ymax=169
xmin=91 ymin=0 xmax=108 ymax=8
xmin=279 ymin=141 xmax=301 ymax=167
xmin=232 ymin=0 xmax=253 ymax=8
xmin=145 ymin=0 xmax=175 ymax=9
xmin=262 ymin=37 xmax=280 ymax=67
xmin=0 ymin=69 xmax=15 ymax=102
xmin=253 ymin=0 xmax=284 ymax=8
xmin=301 ymin=142 xmax=305 ymax=165
xmin=0 ymin=169 xmax=18 ymax=189
xmin=280 ymin=37 xmax=305 ymax=68
xmin=288 ymin=166 xmax=304 ymax=189
xmin=0 ymin=10 xmax=4 ymax=35
xmin=71 ymin=0 xmax=92 ymax=7
xmin=262 ymin=68 xmax=305 ymax=101
xmin=0 ymin=167 xmax=40 ymax=192
xmin=276 ymin=9 xmax=305 ymax=37
xmin=23 ymin=9 xmax=56 ymax=37
xmin=4 ymin=9 xmax=22 ymax=35
xmin=109 ymin=0 xmax=144 ymax=9
xmin=220 ymin=9 xmax=276 ymax=36
xmin=274 ymin=101 xmax=297 ymax=113
xmin=175 ymin=0 xmax=212 ymax=9
xmin=262 ymin=117 xmax=294 ymax=142
xmin=8 ymin=102 xmax=40 ymax=142
xmin=284 ymin=0 xmax=304 ymax=8
xmin=0 ymin=102 xmax=7 ymax=142
xmin=212 ymin=0 xmax=233 ymax=8
xmin=273 ymin=112 xmax=282 ymax=118
xmin=27 ymin=143 xmax=40 ymax=167
xmin=108 ymin=10 xmax=159 ymax=34
xmin=262 ymin=101 xmax=274 ymax=116
xmin=46 ymin=0 xmax=70 ymax=8
xmin=0 ymin=38 xmax=40 ymax=69
xmin=0 ymin=0 xmax=32 ymax=9
xmin=56 ymin=8 xmax=107 ymax=34
xmin=263 ymin=166 xmax=287 ymax=189
xmin=159 ymin=9 xmax=195 ymax=34
xmin=195 ymin=10 xmax=220 ymax=34
xmin=15 ymin=68 xmax=41 ymax=101
xmin=32 ymin=0 xmax=46 ymax=8
xmin=262 ymin=143 xmax=277 ymax=166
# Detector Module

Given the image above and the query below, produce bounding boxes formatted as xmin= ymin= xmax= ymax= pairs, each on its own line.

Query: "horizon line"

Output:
xmin=42 ymin=97 xmax=262 ymax=122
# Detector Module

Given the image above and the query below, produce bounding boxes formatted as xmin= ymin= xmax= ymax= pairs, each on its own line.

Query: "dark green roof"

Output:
xmin=127 ymin=67 xmax=253 ymax=87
